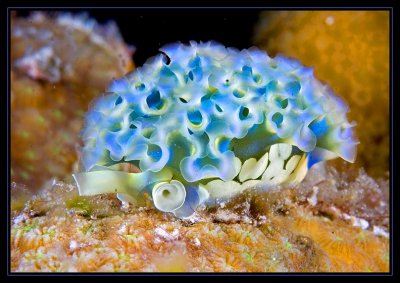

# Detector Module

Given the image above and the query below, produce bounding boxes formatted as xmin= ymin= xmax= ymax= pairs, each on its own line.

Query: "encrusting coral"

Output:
xmin=10 ymin=12 xmax=134 ymax=190
xmin=10 ymin=163 xmax=389 ymax=272
xmin=73 ymin=41 xmax=357 ymax=219
xmin=253 ymin=11 xmax=389 ymax=177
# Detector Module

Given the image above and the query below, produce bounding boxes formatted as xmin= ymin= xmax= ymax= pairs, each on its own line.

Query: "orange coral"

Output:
xmin=274 ymin=211 xmax=389 ymax=272
xmin=10 ymin=12 xmax=134 ymax=190
xmin=10 ymin=170 xmax=389 ymax=272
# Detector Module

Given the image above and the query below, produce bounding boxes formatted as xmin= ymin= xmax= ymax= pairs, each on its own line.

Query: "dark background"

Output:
xmin=15 ymin=9 xmax=262 ymax=66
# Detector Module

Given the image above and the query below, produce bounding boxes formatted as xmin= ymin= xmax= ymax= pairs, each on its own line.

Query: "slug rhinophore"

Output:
xmin=72 ymin=41 xmax=357 ymax=218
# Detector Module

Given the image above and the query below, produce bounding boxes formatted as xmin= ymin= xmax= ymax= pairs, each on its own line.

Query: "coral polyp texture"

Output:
xmin=11 ymin=12 xmax=134 ymax=190
xmin=253 ymin=11 xmax=389 ymax=177
xmin=74 ymin=41 xmax=357 ymax=219
xmin=10 ymin=164 xmax=389 ymax=272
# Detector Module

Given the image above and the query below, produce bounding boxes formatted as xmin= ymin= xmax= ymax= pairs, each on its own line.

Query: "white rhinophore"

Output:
xmin=152 ymin=180 xmax=186 ymax=212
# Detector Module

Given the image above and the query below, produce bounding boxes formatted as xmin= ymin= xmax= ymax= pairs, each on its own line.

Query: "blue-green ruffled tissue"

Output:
xmin=72 ymin=41 xmax=357 ymax=218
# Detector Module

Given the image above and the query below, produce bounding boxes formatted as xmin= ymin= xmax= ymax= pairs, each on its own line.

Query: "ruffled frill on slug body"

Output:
xmin=72 ymin=41 xmax=357 ymax=219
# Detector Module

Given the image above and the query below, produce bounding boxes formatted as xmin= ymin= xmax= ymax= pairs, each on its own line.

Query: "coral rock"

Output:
xmin=11 ymin=164 xmax=389 ymax=272
xmin=10 ymin=12 xmax=134 ymax=190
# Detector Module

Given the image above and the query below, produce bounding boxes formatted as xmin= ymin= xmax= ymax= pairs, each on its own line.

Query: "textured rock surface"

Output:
xmin=253 ymin=11 xmax=389 ymax=178
xmin=10 ymin=12 xmax=134 ymax=190
xmin=10 ymin=163 xmax=389 ymax=272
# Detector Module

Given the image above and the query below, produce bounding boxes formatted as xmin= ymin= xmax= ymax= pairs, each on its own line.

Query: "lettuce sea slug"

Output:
xmin=72 ymin=41 xmax=357 ymax=218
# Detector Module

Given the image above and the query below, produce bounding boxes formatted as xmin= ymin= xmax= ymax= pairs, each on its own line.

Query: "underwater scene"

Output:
xmin=10 ymin=10 xmax=390 ymax=272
